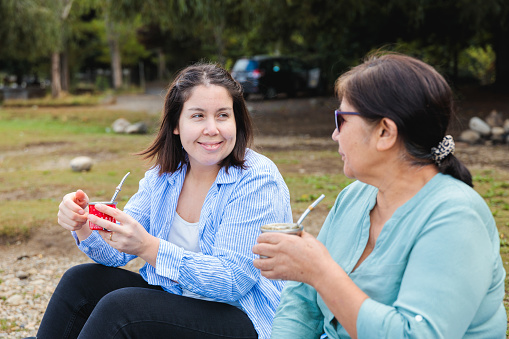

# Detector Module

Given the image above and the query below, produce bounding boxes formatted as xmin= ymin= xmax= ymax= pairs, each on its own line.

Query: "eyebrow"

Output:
xmin=186 ymin=107 xmax=233 ymax=112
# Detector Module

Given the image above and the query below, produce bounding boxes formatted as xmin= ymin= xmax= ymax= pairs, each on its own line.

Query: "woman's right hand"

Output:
xmin=57 ymin=189 xmax=90 ymax=232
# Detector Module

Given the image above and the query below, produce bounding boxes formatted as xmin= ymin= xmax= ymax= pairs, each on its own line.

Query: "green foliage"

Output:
xmin=459 ymin=45 xmax=496 ymax=85
xmin=0 ymin=0 xmax=60 ymax=59
xmin=1 ymin=1 xmax=509 ymax=96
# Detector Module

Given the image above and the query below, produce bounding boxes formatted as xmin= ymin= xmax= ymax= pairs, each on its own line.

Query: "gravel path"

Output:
xmin=0 ymin=241 xmax=144 ymax=338
xmin=0 ymin=246 xmax=90 ymax=338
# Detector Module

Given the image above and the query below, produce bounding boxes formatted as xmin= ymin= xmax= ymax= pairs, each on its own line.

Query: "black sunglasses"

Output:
xmin=334 ymin=110 xmax=360 ymax=131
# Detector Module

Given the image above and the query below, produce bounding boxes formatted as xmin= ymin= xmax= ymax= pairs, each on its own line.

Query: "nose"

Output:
xmin=332 ymin=128 xmax=339 ymax=141
xmin=203 ymin=117 xmax=219 ymax=136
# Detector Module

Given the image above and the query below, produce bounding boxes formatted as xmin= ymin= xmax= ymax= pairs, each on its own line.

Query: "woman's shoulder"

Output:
xmin=143 ymin=165 xmax=184 ymax=185
xmin=243 ymin=149 xmax=280 ymax=173
xmin=426 ymin=173 xmax=486 ymax=208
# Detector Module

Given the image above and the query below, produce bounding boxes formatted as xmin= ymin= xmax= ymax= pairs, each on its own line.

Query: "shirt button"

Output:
xmin=415 ymin=315 xmax=423 ymax=322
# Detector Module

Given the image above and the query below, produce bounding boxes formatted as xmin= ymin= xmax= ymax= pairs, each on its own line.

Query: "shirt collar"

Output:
xmin=164 ymin=163 xmax=239 ymax=186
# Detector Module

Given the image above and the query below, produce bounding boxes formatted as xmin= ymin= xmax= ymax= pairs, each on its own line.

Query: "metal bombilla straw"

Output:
xmin=110 ymin=172 xmax=130 ymax=203
xmin=296 ymin=194 xmax=326 ymax=226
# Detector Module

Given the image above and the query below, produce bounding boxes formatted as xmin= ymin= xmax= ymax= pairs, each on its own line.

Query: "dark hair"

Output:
xmin=138 ymin=62 xmax=253 ymax=175
xmin=335 ymin=52 xmax=472 ymax=187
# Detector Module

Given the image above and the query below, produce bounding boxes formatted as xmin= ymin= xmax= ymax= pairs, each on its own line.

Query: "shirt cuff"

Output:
xmin=155 ymin=239 xmax=184 ymax=281
xmin=76 ymin=230 xmax=104 ymax=255
xmin=357 ymin=298 xmax=390 ymax=338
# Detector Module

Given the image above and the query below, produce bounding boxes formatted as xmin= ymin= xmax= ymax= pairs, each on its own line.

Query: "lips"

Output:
xmin=198 ymin=141 xmax=223 ymax=151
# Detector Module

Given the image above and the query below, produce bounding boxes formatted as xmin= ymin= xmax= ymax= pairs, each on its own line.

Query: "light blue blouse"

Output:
xmin=74 ymin=149 xmax=293 ymax=339
xmin=272 ymin=173 xmax=506 ymax=338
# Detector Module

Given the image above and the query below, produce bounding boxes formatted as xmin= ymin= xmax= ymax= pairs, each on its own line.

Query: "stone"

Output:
xmin=485 ymin=110 xmax=504 ymax=127
xmin=491 ymin=127 xmax=505 ymax=142
xmin=125 ymin=122 xmax=148 ymax=134
xmin=469 ymin=117 xmax=491 ymax=136
xmin=459 ymin=129 xmax=481 ymax=144
xmin=16 ymin=271 xmax=29 ymax=279
xmin=112 ymin=118 xmax=131 ymax=133
xmin=70 ymin=156 xmax=93 ymax=172
xmin=29 ymin=279 xmax=46 ymax=285
xmin=6 ymin=294 xmax=24 ymax=305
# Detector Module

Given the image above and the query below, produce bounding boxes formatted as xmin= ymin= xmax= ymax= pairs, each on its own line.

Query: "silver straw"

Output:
xmin=296 ymin=194 xmax=325 ymax=226
xmin=110 ymin=172 xmax=130 ymax=203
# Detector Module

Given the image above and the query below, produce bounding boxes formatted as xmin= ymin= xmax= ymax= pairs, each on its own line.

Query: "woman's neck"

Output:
xmin=374 ymin=163 xmax=438 ymax=216
xmin=186 ymin=163 xmax=221 ymax=185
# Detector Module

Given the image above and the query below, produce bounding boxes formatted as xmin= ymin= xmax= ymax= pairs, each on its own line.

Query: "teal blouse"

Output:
xmin=272 ymin=173 xmax=507 ymax=338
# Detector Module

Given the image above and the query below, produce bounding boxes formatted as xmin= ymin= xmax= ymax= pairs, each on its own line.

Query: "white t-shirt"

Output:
xmin=168 ymin=212 xmax=242 ymax=309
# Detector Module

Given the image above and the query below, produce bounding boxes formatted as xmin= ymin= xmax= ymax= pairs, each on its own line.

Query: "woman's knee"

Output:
xmin=57 ymin=263 xmax=100 ymax=288
xmin=91 ymin=287 xmax=145 ymax=317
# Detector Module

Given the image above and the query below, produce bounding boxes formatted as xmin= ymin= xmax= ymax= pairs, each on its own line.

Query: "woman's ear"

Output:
xmin=173 ymin=127 xmax=179 ymax=135
xmin=376 ymin=118 xmax=398 ymax=151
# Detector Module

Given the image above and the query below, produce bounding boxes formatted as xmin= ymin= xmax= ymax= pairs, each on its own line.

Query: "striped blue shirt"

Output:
xmin=75 ymin=149 xmax=293 ymax=339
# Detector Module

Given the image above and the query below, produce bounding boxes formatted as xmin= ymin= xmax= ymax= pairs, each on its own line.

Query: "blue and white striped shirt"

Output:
xmin=75 ymin=149 xmax=293 ymax=339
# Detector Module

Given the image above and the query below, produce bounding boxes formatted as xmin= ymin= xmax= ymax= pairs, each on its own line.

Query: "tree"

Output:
xmin=0 ymin=0 xmax=59 ymax=85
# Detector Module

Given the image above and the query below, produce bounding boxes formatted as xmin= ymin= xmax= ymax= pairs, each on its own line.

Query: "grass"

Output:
xmin=1 ymin=92 xmax=112 ymax=107
xmin=0 ymin=105 xmax=508 ymax=330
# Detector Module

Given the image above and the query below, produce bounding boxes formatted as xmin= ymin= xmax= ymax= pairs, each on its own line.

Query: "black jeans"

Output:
xmin=37 ymin=263 xmax=258 ymax=339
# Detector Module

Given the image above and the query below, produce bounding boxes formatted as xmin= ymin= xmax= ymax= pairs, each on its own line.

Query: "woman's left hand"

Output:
xmin=88 ymin=204 xmax=159 ymax=265
xmin=252 ymin=231 xmax=333 ymax=286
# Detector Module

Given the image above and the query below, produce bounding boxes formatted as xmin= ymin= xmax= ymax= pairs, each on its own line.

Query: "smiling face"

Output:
xmin=174 ymin=84 xmax=237 ymax=172
xmin=332 ymin=98 xmax=377 ymax=179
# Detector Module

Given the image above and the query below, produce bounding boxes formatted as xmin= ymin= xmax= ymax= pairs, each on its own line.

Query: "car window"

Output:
xmin=233 ymin=59 xmax=258 ymax=72
xmin=289 ymin=59 xmax=306 ymax=73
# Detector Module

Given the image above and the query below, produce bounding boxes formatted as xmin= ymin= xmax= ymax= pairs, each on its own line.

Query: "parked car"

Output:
xmin=231 ymin=55 xmax=323 ymax=99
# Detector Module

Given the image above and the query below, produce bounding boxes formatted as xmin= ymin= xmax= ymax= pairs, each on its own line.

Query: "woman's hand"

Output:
xmin=252 ymin=231 xmax=334 ymax=286
xmin=88 ymin=204 xmax=160 ymax=266
xmin=58 ymin=190 xmax=90 ymax=232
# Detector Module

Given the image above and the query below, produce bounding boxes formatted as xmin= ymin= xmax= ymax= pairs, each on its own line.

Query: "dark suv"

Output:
xmin=231 ymin=55 xmax=322 ymax=99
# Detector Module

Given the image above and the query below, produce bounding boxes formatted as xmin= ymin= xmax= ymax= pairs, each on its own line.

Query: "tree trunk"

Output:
xmin=213 ymin=18 xmax=226 ymax=65
xmin=61 ymin=51 xmax=70 ymax=92
xmin=494 ymin=27 xmax=509 ymax=87
xmin=157 ymin=48 xmax=166 ymax=80
xmin=51 ymin=52 xmax=61 ymax=98
xmin=109 ymin=38 xmax=123 ymax=89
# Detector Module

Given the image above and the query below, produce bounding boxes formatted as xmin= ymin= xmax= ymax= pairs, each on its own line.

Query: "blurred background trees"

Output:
xmin=0 ymin=0 xmax=508 ymax=97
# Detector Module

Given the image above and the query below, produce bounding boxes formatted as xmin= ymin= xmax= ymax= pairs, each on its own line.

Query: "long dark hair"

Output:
xmin=336 ymin=52 xmax=472 ymax=187
xmin=138 ymin=62 xmax=253 ymax=175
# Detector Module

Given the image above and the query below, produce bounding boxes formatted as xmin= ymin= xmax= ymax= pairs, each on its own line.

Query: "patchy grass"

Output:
xmin=1 ymin=93 xmax=111 ymax=107
xmin=0 ymin=107 xmax=157 ymax=242
xmin=0 ymin=105 xmax=508 ymax=326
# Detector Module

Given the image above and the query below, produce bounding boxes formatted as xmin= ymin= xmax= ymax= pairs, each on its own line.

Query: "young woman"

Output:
xmin=39 ymin=63 xmax=292 ymax=339
xmin=253 ymin=53 xmax=507 ymax=338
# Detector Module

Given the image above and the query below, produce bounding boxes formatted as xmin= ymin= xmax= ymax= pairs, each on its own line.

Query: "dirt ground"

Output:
xmin=3 ymin=88 xmax=509 ymax=259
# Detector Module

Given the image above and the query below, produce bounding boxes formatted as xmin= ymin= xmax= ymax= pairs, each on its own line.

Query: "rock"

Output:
xmin=112 ymin=118 xmax=131 ymax=133
xmin=125 ymin=122 xmax=148 ymax=134
xmin=459 ymin=129 xmax=481 ymax=144
xmin=6 ymin=294 xmax=24 ymax=305
xmin=70 ymin=156 xmax=93 ymax=172
xmin=491 ymin=127 xmax=505 ymax=142
xmin=485 ymin=110 xmax=504 ymax=127
xmin=29 ymin=279 xmax=46 ymax=285
xmin=504 ymin=119 xmax=509 ymax=133
xmin=16 ymin=271 xmax=29 ymax=279
xmin=469 ymin=117 xmax=491 ymax=136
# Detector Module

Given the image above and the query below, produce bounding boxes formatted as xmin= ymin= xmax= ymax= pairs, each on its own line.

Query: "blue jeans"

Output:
xmin=37 ymin=263 xmax=258 ymax=338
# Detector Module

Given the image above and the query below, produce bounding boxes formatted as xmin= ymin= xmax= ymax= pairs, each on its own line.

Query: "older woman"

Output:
xmin=253 ymin=53 xmax=506 ymax=338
